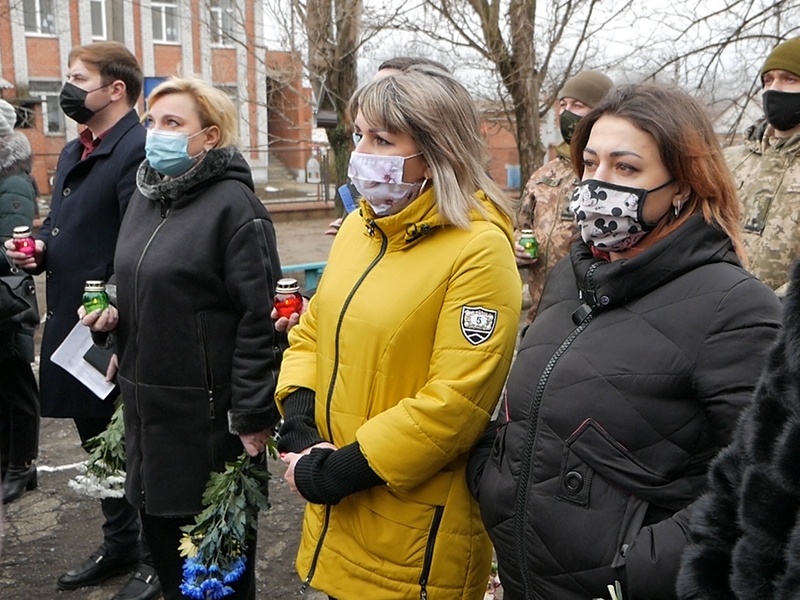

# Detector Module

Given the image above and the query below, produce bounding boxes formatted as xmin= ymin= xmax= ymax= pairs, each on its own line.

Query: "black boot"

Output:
xmin=2 ymin=463 xmax=37 ymax=504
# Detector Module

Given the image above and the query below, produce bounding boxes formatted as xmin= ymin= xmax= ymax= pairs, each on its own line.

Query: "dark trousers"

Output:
xmin=0 ymin=356 xmax=40 ymax=468
xmin=140 ymin=511 xmax=258 ymax=600
xmin=74 ymin=417 xmax=151 ymax=563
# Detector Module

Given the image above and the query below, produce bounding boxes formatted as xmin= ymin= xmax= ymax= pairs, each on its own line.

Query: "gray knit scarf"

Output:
xmin=136 ymin=146 xmax=236 ymax=201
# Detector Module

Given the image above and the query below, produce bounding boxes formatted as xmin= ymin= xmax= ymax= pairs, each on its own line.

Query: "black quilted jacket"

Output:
xmin=469 ymin=215 xmax=782 ymax=600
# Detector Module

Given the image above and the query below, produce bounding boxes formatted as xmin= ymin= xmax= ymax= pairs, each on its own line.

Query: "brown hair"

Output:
xmin=571 ymin=84 xmax=746 ymax=262
xmin=68 ymin=42 xmax=143 ymax=107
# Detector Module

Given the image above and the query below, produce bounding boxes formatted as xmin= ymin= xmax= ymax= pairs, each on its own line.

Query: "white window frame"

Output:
xmin=209 ymin=0 xmax=235 ymax=48
xmin=91 ymin=0 xmax=107 ymax=40
xmin=152 ymin=0 xmax=180 ymax=44
xmin=22 ymin=0 xmax=56 ymax=36
xmin=28 ymin=81 xmax=65 ymax=135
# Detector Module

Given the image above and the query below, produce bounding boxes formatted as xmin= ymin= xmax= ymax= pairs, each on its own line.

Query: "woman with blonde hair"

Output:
xmin=469 ymin=84 xmax=783 ymax=600
xmin=82 ymin=77 xmax=283 ymax=599
xmin=276 ymin=66 xmax=521 ymax=599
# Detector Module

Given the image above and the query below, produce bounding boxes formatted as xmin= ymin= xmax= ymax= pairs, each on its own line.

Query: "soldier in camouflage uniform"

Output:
xmin=516 ymin=71 xmax=613 ymax=322
xmin=729 ymin=36 xmax=800 ymax=291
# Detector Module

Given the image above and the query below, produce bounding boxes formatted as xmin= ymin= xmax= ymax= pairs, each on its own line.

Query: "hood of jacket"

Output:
xmin=357 ymin=186 xmax=515 ymax=252
xmin=571 ymin=214 xmax=740 ymax=311
xmin=742 ymin=117 xmax=800 ymax=156
xmin=0 ymin=132 xmax=32 ymax=180
xmin=136 ymin=146 xmax=254 ymax=204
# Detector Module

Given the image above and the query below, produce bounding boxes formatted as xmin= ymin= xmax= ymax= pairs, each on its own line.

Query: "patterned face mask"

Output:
xmin=569 ymin=178 xmax=674 ymax=252
xmin=347 ymin=151 xmax=426 ymax=216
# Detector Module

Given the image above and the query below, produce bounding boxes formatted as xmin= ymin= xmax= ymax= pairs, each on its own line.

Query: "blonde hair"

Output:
xmin=146 ymin=77 xmax=238 ymax=148
xmin=349 ymin=66 xmax=512 ymax=228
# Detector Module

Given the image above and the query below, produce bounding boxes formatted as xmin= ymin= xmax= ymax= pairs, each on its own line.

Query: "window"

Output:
xmin=16 ymin=105 xmax=35 ymax=129
xmin=22 ymin=0 xmax=56 ymax=35
xmin=91 ymin=0 xmax=106 ymax=40
xmin=209 ymin=0 xmax=235 ymax=47
xmin=152 ymin=0 xmax=179 ymax=43
xmin=28 ymin=81 xmax=64 ymax=134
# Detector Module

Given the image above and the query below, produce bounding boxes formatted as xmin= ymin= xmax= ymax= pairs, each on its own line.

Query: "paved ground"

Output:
xmin=0 ymin=216 xmax=336 ymax=600
xmin=0 ymin=214 xmax=507 ymax=599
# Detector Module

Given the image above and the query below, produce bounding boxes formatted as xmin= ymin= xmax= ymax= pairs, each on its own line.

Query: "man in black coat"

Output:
xmin=5 ymin=42 xmax=158 ymax=600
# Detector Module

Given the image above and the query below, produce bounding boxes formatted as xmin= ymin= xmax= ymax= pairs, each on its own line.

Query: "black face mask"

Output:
xmin=559 ymin=110 xmax=583 ymax=144
xmin=763 ymin=89 xmax=800 ymax=132
xmin=59 ymin=82 xmax=110 ymax=124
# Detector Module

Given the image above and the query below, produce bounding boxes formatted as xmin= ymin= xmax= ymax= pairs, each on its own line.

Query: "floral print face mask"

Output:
xmin=348 ymin=151 xmax=427 ymax=216
xmin=569 ymin=178 xmax=674 ymax=252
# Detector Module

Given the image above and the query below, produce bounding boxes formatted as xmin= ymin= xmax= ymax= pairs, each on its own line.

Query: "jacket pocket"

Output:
xmin=565 ymin=418 xmax=692 ymax=511
xmin=477 ymin=422 xmax=518 ymax=531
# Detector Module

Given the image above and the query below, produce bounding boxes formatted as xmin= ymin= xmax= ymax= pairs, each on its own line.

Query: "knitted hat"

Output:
xmin=761 ymin=37 xmax=800 ymax=81
xmin=559 ymin=71 xmax=614 ymax=108
xmin=0 ymin=99 xmax=16 ymax=137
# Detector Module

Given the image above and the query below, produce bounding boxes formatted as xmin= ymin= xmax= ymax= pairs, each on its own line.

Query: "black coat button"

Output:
xmin=600 ymin=296 xmax=610 ymax=306
xmin=565 ymin=471 xmax=584 ymax=492
xmin=46 ymin=311 xmax=53 ymax=320
xmin=52 ymin=227 xmax=60 ymax=236
xmin=63 ymin=187 xmax=71 ymax=196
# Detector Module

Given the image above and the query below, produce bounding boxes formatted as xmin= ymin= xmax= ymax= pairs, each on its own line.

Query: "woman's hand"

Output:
xmin=281 ymin=442 xmax=337 ymax=497
xmin=3 ymin=238 xmax=45 ymax=270
xmin=78 ymin=304 xmax=119 ymax=332
xmin=271 ymin=296 xmax=308 ymax=333
xmin=239 ymin=429 xmax=273 ymax=457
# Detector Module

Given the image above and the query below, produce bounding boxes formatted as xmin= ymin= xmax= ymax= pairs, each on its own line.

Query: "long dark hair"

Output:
xmin=571 ymin=84 xmax=745 ymax=262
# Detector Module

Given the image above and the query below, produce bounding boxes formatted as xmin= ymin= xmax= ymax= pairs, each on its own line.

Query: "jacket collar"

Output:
xmin=76 ymin=109 xmax=143 ymax=163
xmin=359 ymin=187 xmax=445 ymax=251
xmin=358 ymin=187 xmax=514 ymax=252
xmin=571 ymin=214 xmax=740 ymax=310
xmin=744 ymin=118 xmax=800 ymax=156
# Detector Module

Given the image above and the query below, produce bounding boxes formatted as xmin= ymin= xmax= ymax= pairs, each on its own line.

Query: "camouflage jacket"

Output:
xmin=516 ymin=146 xmax=578 ymax=322
xmin=728 ymin=119 xmax=800 ymax=290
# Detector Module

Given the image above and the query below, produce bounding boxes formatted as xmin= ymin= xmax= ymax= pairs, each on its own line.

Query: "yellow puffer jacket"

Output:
xmin=276 ymin=188 xmax=521 ymax=600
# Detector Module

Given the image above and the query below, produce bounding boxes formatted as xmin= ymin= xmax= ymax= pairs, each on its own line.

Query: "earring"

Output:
xmin=674 ymin=201 xmax=682 ymax=217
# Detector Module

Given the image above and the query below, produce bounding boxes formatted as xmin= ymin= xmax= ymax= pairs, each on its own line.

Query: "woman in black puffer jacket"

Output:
xmin=468 ymin=85 xmax=782 ymax=600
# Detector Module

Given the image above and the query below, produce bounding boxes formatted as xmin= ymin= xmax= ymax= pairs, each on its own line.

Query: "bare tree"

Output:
xmin=298 ymin=0 xmax=363 ymax=192
xmin=398 ymin=0 xmax=634 ymax=185
xmin=627 ymin=0 xmax=800 ymax=141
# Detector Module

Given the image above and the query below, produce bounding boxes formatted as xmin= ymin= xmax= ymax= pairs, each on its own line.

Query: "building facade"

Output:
xmin=0 ymin=0 xmax=313 ymax=196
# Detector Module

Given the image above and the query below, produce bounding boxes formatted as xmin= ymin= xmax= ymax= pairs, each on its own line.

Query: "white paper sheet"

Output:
xmin=50 ymin=321 xmax=116 ymax=400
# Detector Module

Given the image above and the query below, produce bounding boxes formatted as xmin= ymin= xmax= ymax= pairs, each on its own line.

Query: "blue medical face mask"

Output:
xmin=145 ymin=128 xmax=208 ymax=177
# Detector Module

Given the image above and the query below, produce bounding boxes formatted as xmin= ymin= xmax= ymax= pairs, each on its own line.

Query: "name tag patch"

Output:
xmin=460 ymin=306 xmax=497 ymax=346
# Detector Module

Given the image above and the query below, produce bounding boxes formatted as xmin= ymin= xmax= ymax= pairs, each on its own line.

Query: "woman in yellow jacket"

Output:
xmin=277 ymin=66 xmax=521 ymax=600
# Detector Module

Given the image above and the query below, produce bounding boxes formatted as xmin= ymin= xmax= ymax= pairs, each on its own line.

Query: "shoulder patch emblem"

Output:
xmin=460 ymin=306 xmax=498 ymax=346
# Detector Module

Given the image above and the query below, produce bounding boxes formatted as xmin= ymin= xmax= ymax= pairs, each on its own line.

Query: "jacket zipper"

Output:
xmin=133 ymin=199 xmax=170 ymax=508
xmin=418 ymin=505 xmax=444 ymax=600
xmin=514 ymin=262 xmax=599 ymax=599
xmin=197 ymin=314 xmax=215 ymax=419
xmin=301 ymin=218 xmax=389 ymax=592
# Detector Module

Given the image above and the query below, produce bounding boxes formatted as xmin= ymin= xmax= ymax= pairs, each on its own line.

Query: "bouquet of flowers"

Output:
xmin=178 ymin=447 xmax=274 ymax=599
xmin=68 ymin=401 xmax=126 ymax=499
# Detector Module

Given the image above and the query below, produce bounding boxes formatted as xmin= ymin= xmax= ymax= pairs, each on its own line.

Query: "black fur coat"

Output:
xmin=678 ymin=259 xmax=800 ymax=599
